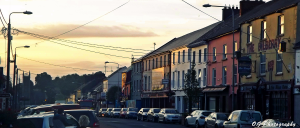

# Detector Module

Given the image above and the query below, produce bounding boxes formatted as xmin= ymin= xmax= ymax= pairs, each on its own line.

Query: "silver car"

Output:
xmin=125 ymin=108 xmax=138 ymax=119
xmin=157 ymin=108 xmax=181 ymax=124
xmin=110 ymin=108 xmax=121 ymax=118
xmin=204 ymin=112 xmax=229 ymax=128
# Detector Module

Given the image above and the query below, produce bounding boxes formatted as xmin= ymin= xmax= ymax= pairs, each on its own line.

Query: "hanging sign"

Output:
xmin=238 ymin=56 xmax=252 ymax=76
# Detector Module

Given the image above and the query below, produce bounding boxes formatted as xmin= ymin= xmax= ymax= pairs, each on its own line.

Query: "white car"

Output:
xmin=223 ymin=110 xmax=262 ymax=128
xmin=157 ymin=108 xmax=182 ymax=123
xmin=110 ymin=108 xmax=121 ymax=118
xmin=185 ymin=110 xmax=213 ymax=127
xmin=16 ymin=113 xmax=79 ymax=128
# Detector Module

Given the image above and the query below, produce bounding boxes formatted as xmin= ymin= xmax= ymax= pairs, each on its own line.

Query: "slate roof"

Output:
xmin=106 ymin=66 xmax=127 ymax=78
xmin=188 ymin=0 xmax=300 ymax=48
xmin=122 ymin=66 xmax=132 ymax=73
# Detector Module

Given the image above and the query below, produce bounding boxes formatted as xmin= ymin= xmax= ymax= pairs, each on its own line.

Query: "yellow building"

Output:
xmin=239 ymin=0 xmax=298 ymax=120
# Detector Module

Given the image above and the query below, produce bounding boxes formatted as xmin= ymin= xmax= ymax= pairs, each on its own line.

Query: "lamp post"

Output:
xmin=6 ymin=11 xmax=32 ymax=97
xmin=13 ymin=45 xmax=30 ymax=110
xmin=203 ymin=4 xmax=236 ymax=111
xmin=105 ymin=61 xmax=120 ymax=107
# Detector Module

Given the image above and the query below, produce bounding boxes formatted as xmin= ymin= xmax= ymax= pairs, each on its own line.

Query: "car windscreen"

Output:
xmin=129 ymin=108 xmax=138 ymax=111
xmin=154 ymin=109 xmax=161 ymax=113
xmin=217 ymin=114 xmax=228 ymax=120
xmin=252 ymin=113 xmax=261 ymax=122
xmin=79 ymin=102 xmax=93 ymax=107
xmin=62 ymin=105 xmax=80 ymax=109
xmin=102 ymin=109 xmax=107 ymax=111
xmin=65 ymin=111 xmax=95 ymax=126
xmin=202 ymin=112 xmax=212 ymax=116
xmin=143 ymin=109 xmax=149 ymax=112
xmin=122 ymin=108 xmax=127 ymax=111
xmin=165 ymin=110 xmax=178 ymax=113
xmin=16 ymin=118 xmax=44 ymax=128
xmin=114 ymin=109 xmax=121 ymax=111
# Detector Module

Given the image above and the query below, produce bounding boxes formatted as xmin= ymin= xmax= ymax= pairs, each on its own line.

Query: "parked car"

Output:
xmin=125 ymin=107 xmax=138 ymax=119
xmin=185 ymin=110 xmax=213 ymax=127
xmin=104 ymin=108 xmax=112 ymax=117
xmin=98 ymin=108 xmax=107 ymax=117
xmin=119 ymin=108 xmax=128 ymax=118
xmin=137 ymin=108 xmax=150 ymax=121
xmin=157 ymin=108 xmax=181 ymax=124
xmin=51 ymin=104 xmax=81 ymax=110
xmin=110 ymin=108 xmax=121 ymax=118
xmin=223 ymin=110 xmax=262 ymax=128
xmin=147 ymin=108 xmax=161 ymax=122
xmin=29 ymin=106 xmax=55 ymax=115
xmin=204 ymin=112 xmax=229 ymax=128
xmin=64 ymin=109 xmax=100 ymax=128
xmin=16 ymin=113 xmax=79 ymax=128
xmin=255 ymin=119 xmax=300 ymax=128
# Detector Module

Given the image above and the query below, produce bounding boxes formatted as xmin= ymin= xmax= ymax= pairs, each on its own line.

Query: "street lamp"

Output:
xmin=6 ymin=11 xmax=32 ymax=96
xmin=13 ymin=45 xmax=30 ymax=110
xmin=203 ymin=4 xmax=236 ymax=111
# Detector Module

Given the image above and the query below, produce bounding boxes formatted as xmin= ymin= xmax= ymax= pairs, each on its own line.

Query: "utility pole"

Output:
xmin=154 ymin=42 xmax=156 ymax=50
xmin=6 ymin=20 xmax=11 ymax=95
xmin=231 ymin=7 xmax=235 ymax=112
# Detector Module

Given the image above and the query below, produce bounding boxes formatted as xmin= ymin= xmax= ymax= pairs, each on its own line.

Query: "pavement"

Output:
xmin=98 ymin=117 xmax=187 ymax=128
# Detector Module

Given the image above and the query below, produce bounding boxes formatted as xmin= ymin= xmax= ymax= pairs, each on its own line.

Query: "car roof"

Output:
xmin=162 ymin=108 xmax=176 ymax=109
xmin=213 ymin=112 xmax=230 ymax=114
xmin=151 ymin=108 xmax=161 ymax=109
xmin=232 ymin=110 xmax=261 ymax=113
xmin=64 ymin=109 xmax=94 ymax=112
xmin=18 ymin=114 xmax=53 ymax=119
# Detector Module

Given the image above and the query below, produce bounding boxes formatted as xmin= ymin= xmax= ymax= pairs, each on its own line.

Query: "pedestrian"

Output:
xmin=78 ymin=115 xmax=90 ymax=128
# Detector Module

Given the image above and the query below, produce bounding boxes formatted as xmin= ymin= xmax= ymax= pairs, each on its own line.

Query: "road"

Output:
xmin=98 ymin=117 xmax=187 ymax=128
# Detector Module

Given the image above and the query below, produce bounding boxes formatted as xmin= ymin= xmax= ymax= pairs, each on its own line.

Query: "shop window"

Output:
xmin=244 ymin=93 xmax=255 ymax=110
xmin=272 ymin=92 xmax=288 ymax=119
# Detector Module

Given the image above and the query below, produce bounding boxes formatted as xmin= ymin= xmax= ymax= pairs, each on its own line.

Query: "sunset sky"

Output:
xmin=0 ymin=0 xmax=270 ymax=82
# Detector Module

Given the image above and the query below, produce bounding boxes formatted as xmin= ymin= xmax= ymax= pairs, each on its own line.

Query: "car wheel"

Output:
xmin=152 ymin=117 xmax=155 ymax=122
xmin=185 ymin=120 xmax=189 ymax=127
xmin=163 ymin=118 xmax=166 ymax=124
xmin=137 ymin=116 xmax=139 ymax=121
xmin=141 ymin=116 xmax=144 ymax=121
xmin=157 ymin=117 xmax=160 ymax=123
xmin=215 ymin=124 xmax=218 ymax=128
xmin=195 ymin=121 xmax=200 ymax=128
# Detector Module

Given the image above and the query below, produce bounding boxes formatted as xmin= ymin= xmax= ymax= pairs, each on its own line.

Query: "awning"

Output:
xmin=203 ymin=87 xmax=226 ymax=92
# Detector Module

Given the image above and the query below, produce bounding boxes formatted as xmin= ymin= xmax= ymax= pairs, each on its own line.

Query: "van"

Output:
xmin=223 ymin=110 xmax=262 ymax=128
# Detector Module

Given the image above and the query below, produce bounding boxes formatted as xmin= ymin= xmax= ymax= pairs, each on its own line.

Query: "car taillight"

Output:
xmin=200 ymin=116 xmax=205 ymax=119
xmin=93 ymin=122 xmax=100 ymax=127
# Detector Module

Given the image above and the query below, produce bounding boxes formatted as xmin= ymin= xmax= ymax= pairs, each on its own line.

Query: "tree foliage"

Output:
xmin=182 ymin=63 xmax=203 ymax=113
xmin=106 ymin=86 xmax=121 ymax=106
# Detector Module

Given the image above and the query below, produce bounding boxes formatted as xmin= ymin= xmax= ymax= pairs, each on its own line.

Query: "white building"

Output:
xmin=171 ymin=22 xmax=219 ymax=113
xmin=103 ymin=66 xmax=127 ymax=93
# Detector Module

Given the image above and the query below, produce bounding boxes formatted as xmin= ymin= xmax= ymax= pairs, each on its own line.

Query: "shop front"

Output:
xmin=141 ymin=91 xmax=173 ymax=108
xmin=203 ymin=86 xmax=229 ymax=113
xmin=240 ymin=79 xmax=293 ymax=120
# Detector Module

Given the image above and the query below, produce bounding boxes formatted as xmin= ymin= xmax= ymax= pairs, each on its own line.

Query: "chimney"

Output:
xmin=222 ymin=5 xmax=240 ymax=21
xmin=240 ymin=0 xmax=265 ymax=16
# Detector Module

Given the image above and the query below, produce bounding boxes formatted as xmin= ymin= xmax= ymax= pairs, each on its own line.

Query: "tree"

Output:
xmin=182 ymin=63 xmax=203 ymax=114
xmin=106 ymin=86 xmax=121 ymax=107
xmin=35 ymin=72 xmax=56 ymax=103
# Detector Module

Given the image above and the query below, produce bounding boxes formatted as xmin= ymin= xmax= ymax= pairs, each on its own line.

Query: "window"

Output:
xmin=182 ymin=71 xmax=185 ymax=87
xmin=173 ymin=53 xmax=175 ymax=64
xmin=203 ymin=68 xmax=206 ymax=86
xmin=193 ymin=51 xmax=196 ymax=63
xmin=164 ymin=55 xmax=166 ymax=66
xmin=244 ymin=93 xmax=255 ymax=110
xmin=183 ymin=50 xmax=185 ymax=62
xmin=204 ymin=48 xmax=207 ymax=62
xmin=223 ymin=45 xmax=227 ymax=59
xmin=212 ymin=68 xmax=216 ymax=86
xmin=178 ymin=51 xmax=180 ymax=63
xmin=152 ymin=59 xmax=155 ymax=69
xmin=148 ymin=60 xmax=150 ymax=70
xmin=145 ymin=61 xmax=147 ymax=71
xmin=156 ymin=58 xmax=158 ymax=68
xmin=231 ymin=112 xmax=239 ymax=122
xmin=260 ymin=54 xmax=266 ymax=75
xmin=235 ymin=42 xmax=238 ymax=53
xmin=222 ymin=66 xmax=227 ymax=85
xmin=160 ymin=56 xmax=162 ymax=67
xmin=247 ymin=25 xmax=252 ymax=43
xmin=261 ymin=21 xmax=267 ymax=39
xmin=272 ymin=92 xmax=288 ymax=119
xmin=199 ymin=50 xmax=201 ymax=63
xmin=178 ymin=71 xmax=180 ymax=89
xmin=278 ymin=15 xmax=284 ymax=35
xmin=276 ymin=50 xmax=282 ymax=73
xmin=213 ymin=47 xmax=216 ymax=61
xmin=188 ymin=48 xmax=191 ymax=61
xmin=148 ymin=76 xmax=151 ymax=91
xmin=173 ymin=72 xmax=175 ymax=88
xmin=145 ymin=76 xmax=147 ymax=91
xmin=234 ymin=65 xmax=237 ymax=84
xmin=198 ymin=69 xmax=202 ymax=87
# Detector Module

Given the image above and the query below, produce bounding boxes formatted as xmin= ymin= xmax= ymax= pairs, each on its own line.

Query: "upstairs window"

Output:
xmin=188 ymin=49 xmax=191 ymax=62
xmin=261 ymin=21 xmax=267 ymax=39
xmin=278 ymin=15 xmax=284 ymax=35
xmin=223 ymin=45 xmax=227 ymax=59
xmin=213 ymin=47 xmax=216 ymax=61
xmin=148 ymin=60 xmax=150 ymax=70
xmin=156 ymin=58 xmax=158 ymax=68
xmin=212 ymin=68 xmax=216 ymax=86
xmin=173 ymin=53 xmax=175 ymax=64
xmin=152 ymin=59 xmax=155 ymax=69
xmin=260 ymin=54 xmax=266 ymax=75
xmin=235 ymin=41 xmax=238 ymax=52
xmin=203 ymin=68 xmax=206 ymax=86
xmin=177 ymin=71 xmax=180 ymax=89
xmin=164 ymin=55 xmax=166 ymax=66
xmin=193 ymin=51 xmax=196 ymax=63
xmin=276 ymin=50 xmax=283 ymax=74
xmin=182 ymin=71 xmax=185 ymax=88
xmin=204 ymin=48 xmax=207 ymax=62
xmin=198 ymin=69 xmax=202 ymax=87
xmin=222 ymin=66 xmax=227 ymax=85
xmin=183 ymin=50 xmax=185 ymax=62
xmin=199 ymin=50 xmax=202 ymax=63
xmin=178 ymin=51 xmax=181 ymax=63
xmin=160 ymin=56 xmax=162 ymax=67
xmin=145 ymin=61 xmax=147 ymax=71
xmin=247 ymin=25 xmax=252 ymax=43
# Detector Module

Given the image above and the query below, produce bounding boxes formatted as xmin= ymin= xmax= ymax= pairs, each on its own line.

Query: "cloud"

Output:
xmin=16 ymin=24 xmax=158 ymax=39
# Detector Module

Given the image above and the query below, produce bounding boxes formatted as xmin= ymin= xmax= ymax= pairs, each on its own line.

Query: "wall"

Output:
xmin=107 ymin=67 xmax=127 ymax=93
xmin=240 ymin=7 xmax=296 ymax=84
xmin=207 ymin=32 xmax=240 ymax=94
xmin=131 ymin=61 xmax=142 ymax=100
xmin=192 ymin=44 xmax=208 ymax=88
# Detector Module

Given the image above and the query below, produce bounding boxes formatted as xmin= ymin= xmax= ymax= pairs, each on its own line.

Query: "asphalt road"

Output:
xmin=98 ymin=117 xmax=187 ymax=128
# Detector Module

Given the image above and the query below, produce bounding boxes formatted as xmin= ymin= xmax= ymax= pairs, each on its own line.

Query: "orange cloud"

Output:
xmin=15 ymin=24 xmax=158 ymax=39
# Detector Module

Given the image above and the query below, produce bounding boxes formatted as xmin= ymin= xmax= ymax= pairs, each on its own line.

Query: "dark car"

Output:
xmin=125 ymin=108 xmax=138 ymax=119
xmin=29 ymin=106 xmax=54 ymax=115
xmin=137 ymin=108 xmax=150 ymax=121
xmin=51 ymin=104 xmax=81 ymax=110
xmin=119 ymin=108 xmax=127 ymax=118
xmin=98 ymin=108 xmax=107 ymax=117
xmin=147 ymin=108 xmax=161 ymax=122
xmin=64 ymin=109 xmax=100 ymax=128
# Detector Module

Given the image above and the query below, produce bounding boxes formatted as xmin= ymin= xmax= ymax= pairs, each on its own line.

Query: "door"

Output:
xmin=228 ymin=112 xmax=239 ymax=128
xmin=190 ymin=111 xmax=199 ymax=125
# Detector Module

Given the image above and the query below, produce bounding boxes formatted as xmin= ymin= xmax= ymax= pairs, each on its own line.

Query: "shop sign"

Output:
xmin=258 ymin=37 xmax=281 ymax=51
xmin=268 ymin=84 xmax=291 ymax=90
xmin=238 ymin=56 xmax=252 ymax=76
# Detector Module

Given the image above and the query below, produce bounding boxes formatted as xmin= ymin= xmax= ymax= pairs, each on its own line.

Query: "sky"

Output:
xmin=0 ymin=0 xmax=271 ymax=82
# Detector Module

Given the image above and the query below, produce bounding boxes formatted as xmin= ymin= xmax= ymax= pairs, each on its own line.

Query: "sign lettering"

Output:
xmin=268 ymin=60 xmax=274 ymax=71
xmin=247 ymin=44 xmax=255 ymax=53
xmin=258 ymin=37 xmax=281 ymax=51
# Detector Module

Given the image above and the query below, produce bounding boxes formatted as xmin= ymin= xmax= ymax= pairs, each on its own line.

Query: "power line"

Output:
xmin=0 ymin=9 xmax=7 ymax=25
xmin=31 ymin=0 xmax=131 ymax=46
